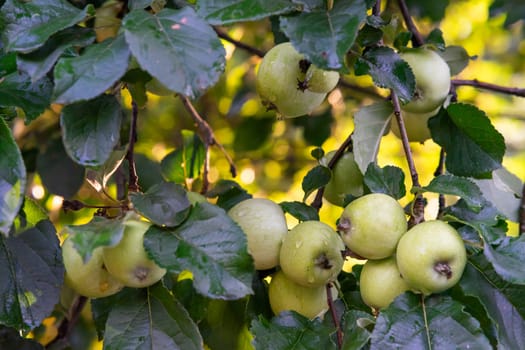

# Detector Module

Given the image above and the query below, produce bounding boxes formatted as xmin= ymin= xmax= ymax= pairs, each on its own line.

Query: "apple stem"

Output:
xmin=434 ymin=262 xmax=453 ymax=279
xmin=336 ymin=217 xmax=351 ymax=234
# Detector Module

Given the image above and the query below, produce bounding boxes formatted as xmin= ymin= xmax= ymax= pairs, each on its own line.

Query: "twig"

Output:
xmin=337 ymin=79 xmax=385 ymax=99
xmin=126 ymin=101 xmax=140 ymax=192
xmin=326 ymin=283 xmax=343 ymax=349
xmin=452 ymin=79 xmax=525 ymax=98
xmin=397 ymin=0 xmax=424 ymax=47
xmin=373 ymin=0 xmax=381 ymax=16
xmin=214 ymin=28 xmax=265 ymax=57
xmin=520 ymin=183 xmax=525 ymax=235
xmin=46 ymin=296 xmax=87 ymax=349
xmin=310 ymin=133 xmax=354 ymax=211
xmin=391 ymin=91 xmax=424 ymax=225
xmin=434 ymin=148 xmax=446 ymax=218
xmin=62 ymin=199 xmax=125 ymax=213
xmin=179 ymin=95 xmax=237 ymax=193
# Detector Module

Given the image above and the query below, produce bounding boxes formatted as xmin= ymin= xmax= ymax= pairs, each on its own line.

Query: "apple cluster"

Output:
xmin=390 ymin=48 xmax=451 ymax=143
xmin=256 ymin=42 xmax=339 ymax=118
xmin=337 ymin=193 xmax=467 ymax=310
xmin=228 ymin=198 xmax=344 ymax=319
xmin=62 ymin=215 xmax=167 ymax=298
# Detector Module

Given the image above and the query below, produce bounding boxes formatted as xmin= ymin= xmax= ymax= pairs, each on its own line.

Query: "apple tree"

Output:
xmin=1 ymin=0 xmax=525 ymax=349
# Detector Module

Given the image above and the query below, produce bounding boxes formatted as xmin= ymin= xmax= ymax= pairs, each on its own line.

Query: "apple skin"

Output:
xmin=321 ymin=151 xmax=364 ymax=206
xmin=399 ymin=48 xmax=451 ymax=113
xmin=359 ymin=256 xmax=410 ymax=309
xmin=396 ymin=220 xmax=467 ymax=295
xmin=256 ymin=42 xmax=327 ymax=118
xmin=228 ymin=198 xmax=288 ymax=270
xmin=102 ymin=219 xmax=167 ymax=288
xmin=279 ymin=221 xmax=344 ymax=287
xmin=305 ymin=65 xmax=340 ymax=93
xmin=338 ymin=193 xmax=407 ymax=259
xmin=62 ymin=237 xmax=124 ymax=298
xmin=390 ymin=107 xmax=440 ymax=143
xmin=268 ymin=270 xmax=337 ymax=319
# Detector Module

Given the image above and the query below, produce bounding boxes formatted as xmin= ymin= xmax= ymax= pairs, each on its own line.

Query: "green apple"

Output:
xmin=304 ymin=64 xmax=340 ymax=93
xmin=359 ymin=256 xmax=410 ymax=309
xmin=399 ymin=48 xmax=451 ymax=113
xmin=320 ymin=151 xmax=364 ymax=206
xmin=103 ymin=219 xmax=167 ymax=288
xmin=228 ymin=198 xmax=288 ymax=270
xmin=390 ymin=107 xmax=440 ymax=143
xmin=268 ymin=270 xmax=338 ymax=319
xmin=279 ymin=221 xmax=344 ymax=287
xmin=256 ymin=42 xmax=327 ymax=118
xmin=396 ymin=220 xmax=467 ymax=295
xmin=338 ymin=193 xmax=407 ymax=259
xmin=62 ymin=237 xmax=124 ymax=298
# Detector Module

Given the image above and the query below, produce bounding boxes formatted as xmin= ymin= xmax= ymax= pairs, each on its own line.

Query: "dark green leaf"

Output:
xmin=196 ymin=0 xmax=297 ymax=25
xmin=353 ymin=101 xmax=393 ymax=173
xmin=0 ymin=72 xmax=52 ymax=122
xmin=0 ymin=220 xmax=63 ymax=331
xmin=1 ymin=0 xmax=92 ymax=53
xmin=134 ymin=153 xmax=164 ymax=192
xmin=429 ymin=104 xmax=505 ymax=178
xmin=161 ymin=130 xmax=205 ymax=183
xmin=280 ymin=0 xmax=367 ymax=70
xmin=85 ymin=147 xmax=127 ymax=192
xmin=66 ymin=216 xmax=125 ymax=262
xmin=17 ymin=27 xmax=95 ymax=82
xmin=364 ymin=163 xmax=406 ymax=199
xmin=0 ymin=52 xmax=17 ymax=76
xmin=0 ymin=117 xmax=26 ymax=236
xmin=60 ymin=95 xmax=122 ymax=167
xmin=233 ymin=117 xmax=274 ymax=152
xmin=130 ymin=181 xmax=191 ymax=227
xmin=370 ymin=293 xmax=491 ymax=349
xmin=292 ymin=109 xmax=334 ymax=146
xmin=490 ymin=0 xmax=525 ymax=26
xmin=417 ymin=174 xmax=486 ymax=212
xmin=0 ymin=326 xmax=43 ymax=349
xmin=355 ymin=46 xmax=415 ymax=103
xmin=405 ymin=0 xmax=449 ymax=22
xmin=291 ymin=0 xmax=324 ymax=12
xmin=172 ymin=278 xmax=209 ymax=323
xmin=36 ymin=138 xmax=85 ymax=198
xmin=207 ymin=180 xmax=252 ymax=211
xmin=103 ymin=285 xmax=203 ymax=350
xmin=53 ymin=35 xmax=130 ymax=103
xmin=123 ymin=8 xmax=225 ymax=99
xmin=425 ymin=28 xmax=445 ymax=50
xmin=251 ymin=311 xmax=337 ymax=350
xmin=144 ymin=202 xmax=254 ymax=299
xmin=128 ymin=0 xmax=151 ymax=10
xmin=438 ymin=45 xmax=470 ymax=76
xmin=91 ymin=288 xmax=136 ymax=340
xmin=341 ymin=310 xmax=374 ymax=350
xmin=356 ymin=23 xmax=383 ymax=47
xmin=483 ymin=234 xmax=525 ymax=285
xmin=302 ymin=165 xmax=331 ymax=200
xmin=279 ymin=201 xmax=319 ymax=221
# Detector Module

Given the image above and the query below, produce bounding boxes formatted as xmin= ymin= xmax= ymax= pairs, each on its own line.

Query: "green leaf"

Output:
xmin=302 ymin=165 xmax=331 ymax=201
xmin=353 ymin=101 xmax=393 ymax=173
xmin=0 ymin=72 xmax=52 ymax=122
xmin=85 ymin=147 xmax=127 ymax=192
xmin=172 ymin=278 xmax=209 ymax=324
xmin=417 ymin=174 xmax=487 ymax=212
xmin=161 ymin=130 xmax=205 ymax=183
xmin=0 ymin=220 xmax=63 ymax=331
xmin=279 ymin=201 xmax=319 ymax=221
xmin=123 ymin=8 xmax=225 ymax=99
xmin=490 ymin=0 xmax=525 ymax=26
xmin=0 ymin=118 xmax=26 ymax=236
xmin=0 ymin=326 xmax=43 ymax=349
xmin=280 ymin=0 xmax=367 ymax=70
xmin=129 ymin=181 xmax=191 ymax=227
xmin=355 ymin=46 xmax=415 ymax=103
xmin=13 ymin=197 xmax=47 ymax=234
xmin=364 ymin=163 xmax=406 ymax=199
xmin=103 ymin=285 xmax=203 ymax=350
xmin=292 ymin=109 xmax=334 ymax=146
xmin=370 ymin=293 xmax=491 ymax=349
xmin=1 ymin=0 xmax=92 ymax=53
xmin=196 ymin=0 xmax=297 ymax=25
xmin=405 ymin=0 xmax=449 ymax=22
xmin=206 ymin=180 xmax=252 ymax=211
xmin=17 ymin=27 xmax=95 ymax=83
xmin=144 ymin=202 xmax=254 ymax=299
xmin=483 ymin=234 xmax=525 ymax=285
xmin=341 ymin=310 xmax=374 ymax=350
xmin=461 ymin=254 xmax=525 ymax=348
xmin=60 ymin=95 xmax=122 ymax=167
xmin=438 ymin=45 xmax=470 ymax=76
xmin=0 ymin=52 xmax=17 ymax=77
xmin=65 ymin=216 xmax=125 ymax=263
xmin=233 ymin=117 xmax=274 ymax=152
xmin=251 ymin=311 xmax=337 ymax=350
xmin=429 ymin=104 xmax=505 ymax=178
xmin=53 ymin=35 xmax=130 ymax=104
xmin=36 ymin=137 xmax=85 ymax=198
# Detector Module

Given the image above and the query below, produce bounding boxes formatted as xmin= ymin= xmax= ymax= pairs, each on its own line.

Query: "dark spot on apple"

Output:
xmin=299 ymin=59 xmax=311 ymax=73
xmin=297 ymin=78 xmax=309 ymax=91
xmin=434 ymin=262 xmax=452 ymax=279
xmin=135 ymin=267 xmax=149 ymax=281
xmin=315 ymin=253 xmax=333 ymax=270
xmin=337 ymin=217 xmax=351 ymax=234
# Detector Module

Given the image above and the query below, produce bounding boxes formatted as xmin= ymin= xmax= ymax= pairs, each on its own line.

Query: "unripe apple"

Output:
xmin=396 ymin=220 xmax=467 ymax=295
xmin=62 ymin=237 xmax=124 ymax=298
xmin=338 ymin=193 xmax=407 ymax=259
xmin=228 ymin=198 xmax=288 ymax=270
xmin=320 ymin=151 xmax=364 ymax=206
xmin=268 ymin=270 xmax=338 ymax=319
xmin=279 ymin=221 xmax=344 ymax=287
xmin=390 ymin=107 xmax=440 ymax=143
xmin=399 ymin=48 xmax=450 ymax=113
xmin=256 ymin=42 xmax=327 ymax=118
xmin=102 ymin=219 xmax=167 ymax=288
xmin=304 ymin=64 xmax=340 ymax=93
xmin=359 ymin=256 xmax=410 ymax=309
